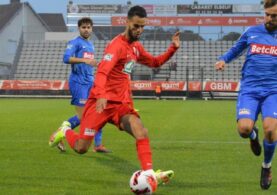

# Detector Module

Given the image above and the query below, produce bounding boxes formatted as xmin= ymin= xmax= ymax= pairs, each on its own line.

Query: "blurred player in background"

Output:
xmin=215 ymin=0 xmax=277 ymax=189
xmin=56 ymin=17 xmax=111 ymax=153
xmin=50 ymin=5 xmax=179 ymax=186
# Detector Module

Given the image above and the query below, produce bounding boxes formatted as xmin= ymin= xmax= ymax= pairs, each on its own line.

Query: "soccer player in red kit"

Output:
xmin=49 ymin=5 xmax=180 ymax=186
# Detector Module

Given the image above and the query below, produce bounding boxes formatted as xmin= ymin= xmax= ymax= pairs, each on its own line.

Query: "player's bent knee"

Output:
xmin=74 ymin=147 xmax=88 ymax=154
xmin=238 ymin=131 xmax=249 ymax=138
xmin=237 ymin=123 xmax=252 ymax=132
xmin=237 ymin=124 xmax=252 ymax=138
xmin=74 ymin=139 xmax=90 ymax=154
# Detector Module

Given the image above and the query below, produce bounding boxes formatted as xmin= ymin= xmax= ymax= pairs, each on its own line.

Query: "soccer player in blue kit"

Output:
xmin=215 ymin=0 xmax=277 ymax=189
xmin=55 ymin=17 xmax=110 ymax=153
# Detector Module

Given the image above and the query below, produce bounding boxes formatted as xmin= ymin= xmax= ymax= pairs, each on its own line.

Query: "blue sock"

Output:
xmin=94 ymin=128 xmax=103 ymax=147
xmin=67 ymin=115 xmax=80 ymax=129
xmin=263 ymin=140 xmax=277 ymax=164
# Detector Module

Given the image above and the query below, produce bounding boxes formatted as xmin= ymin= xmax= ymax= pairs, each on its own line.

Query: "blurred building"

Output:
xmin=0 ymin=0 xmax=66 ymax=64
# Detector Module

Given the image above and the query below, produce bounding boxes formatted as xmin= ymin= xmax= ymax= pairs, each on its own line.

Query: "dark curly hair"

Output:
xmin=127 ymin=5 xmax=147 ymax=19
xmin=264 ymin=0 xmax=277 ymax=8
xmin=78 ymin=17 xmax=93 ymax=27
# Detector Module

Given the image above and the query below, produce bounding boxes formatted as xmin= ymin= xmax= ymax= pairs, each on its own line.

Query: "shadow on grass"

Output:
xmin=87 ymin=153 xmax=140 ymax=176
xmin=58 ymin=150 xmax=139 ymax=176
xmin=155 ymin=180 xmax=277 ymax=195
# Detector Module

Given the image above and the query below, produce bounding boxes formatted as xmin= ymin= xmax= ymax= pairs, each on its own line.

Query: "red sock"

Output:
xmin=136 ymin=138 xmax=153 ymax=170
xmin=65 ymin=130 xmax=80 ymax=149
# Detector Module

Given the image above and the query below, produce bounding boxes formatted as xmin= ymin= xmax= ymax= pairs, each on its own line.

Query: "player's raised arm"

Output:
xmin=172 ymin=31 xmax=180 ymax=48
xmin=216 ymin=29 xmax=248 ymax=65
xmin=214 ymin=29 xmax=249 ymax=72
xmin=137 ymin=31 xmax=180 ymax=68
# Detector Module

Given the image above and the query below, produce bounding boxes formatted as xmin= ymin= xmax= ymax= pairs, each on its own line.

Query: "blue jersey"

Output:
xmin=63 ymin=36 xmax=95 ymax=85
xmin=219 ymin=24 xmax=277 ymax=94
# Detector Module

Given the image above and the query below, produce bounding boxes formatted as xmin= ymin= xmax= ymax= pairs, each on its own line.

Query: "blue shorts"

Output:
xmin=69 ymin=81 xmax=93 ymax=107
xmin=236 ymin=92 xmax=277 ymax=121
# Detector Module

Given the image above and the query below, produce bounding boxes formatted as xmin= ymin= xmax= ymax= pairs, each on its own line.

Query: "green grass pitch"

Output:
xmin=0 ymin=98 xmax=276 ymax=194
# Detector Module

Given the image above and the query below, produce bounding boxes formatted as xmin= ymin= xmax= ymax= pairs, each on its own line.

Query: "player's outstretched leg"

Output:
xmin=120 ymin=114 xmax=175 ymax=185
xmin=260 ymin=116 xmax=277 ymax=190
xmin=250 ymin=126 xmax=262 ymax=156
xmin=260 ymin=139 xmax=277 ymax=189
xmin=261 ymin=165 xmax=272 ymax=190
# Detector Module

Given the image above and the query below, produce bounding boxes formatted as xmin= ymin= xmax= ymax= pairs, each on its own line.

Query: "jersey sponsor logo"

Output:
xmin=123 ymin=60 xmax=135 ymax=74
xmin=250 ymin=44 xmax=277 ymax=56
xmin=79 ymin=99 xmax=87 ymax=105
xmin=250 ymin=35 xmax=258 ymax=39
xmin=83 ymin=52 xmax=94 ymax=59
xmin=239 ymin=108 xmax=251 ymax=115
xmin=103 ymin=54 xmax=113 ymax=61
xmin=84 ymin=128 xmax=96 ymax=136
xmin=66 ymin=44 xmax=73 ymax=49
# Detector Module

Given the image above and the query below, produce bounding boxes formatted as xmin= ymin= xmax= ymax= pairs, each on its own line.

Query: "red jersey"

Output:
xmin=89 ymin=34 xmax=178 ymax=103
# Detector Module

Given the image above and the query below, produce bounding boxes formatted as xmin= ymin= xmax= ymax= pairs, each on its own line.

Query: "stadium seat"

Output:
xmin=12 ymin=40 xmax=244 ymax=81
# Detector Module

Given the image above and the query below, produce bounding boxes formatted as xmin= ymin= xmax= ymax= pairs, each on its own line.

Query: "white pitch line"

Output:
xmin=0 ymin=140 xmax=247 ymax=145
xmin=143 ymin=140 xmax=246 ymax=144
xmin=108 ymin=140 xmax=247 ymax=145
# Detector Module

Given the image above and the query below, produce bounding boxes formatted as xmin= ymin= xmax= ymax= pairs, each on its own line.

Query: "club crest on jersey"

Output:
xmin=239 ymin=108 xmax=251 ymax=115
xmin=84 ymin=128 xmax=96 ymax=136
xmin=83 ymin=52 xmax=94 ymax=59
xmin=103 ymin=54 xmax=113 ymax=61
xmin=123 ymin=60 xmax=135 ymax=74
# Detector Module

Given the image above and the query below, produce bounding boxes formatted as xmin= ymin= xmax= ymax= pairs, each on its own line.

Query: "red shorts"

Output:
xmin=79 ymin=99 xmax=139 ymax=140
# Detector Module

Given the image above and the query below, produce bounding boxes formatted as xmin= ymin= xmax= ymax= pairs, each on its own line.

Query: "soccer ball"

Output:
xmin=129 ymin=170 xmax=157 ymax=195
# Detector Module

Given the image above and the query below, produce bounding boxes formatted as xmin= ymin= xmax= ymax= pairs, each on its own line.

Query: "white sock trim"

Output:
xmin=262 ymin=162 xmax=272 ymax=168
xmin=249 ymin=129 xmax=257 ymax=140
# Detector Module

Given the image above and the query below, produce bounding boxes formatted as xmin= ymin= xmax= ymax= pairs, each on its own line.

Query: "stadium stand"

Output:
xmin=14 ymin=40 xmax=109 ymax=80
xmin=0 ymin=1 xmax=246 ymax=83
xmin=13 ymin=40 xmax=244 ymax=81
xmin=170 ymin=40 xmax=244 ymax=82
xmin=14 ymin=40 xmax=69 ymax=79
xmin=134 ymin=40 xmax=244 ymax=82
xmin=0 ymin=62 xmax=11 ymax=79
